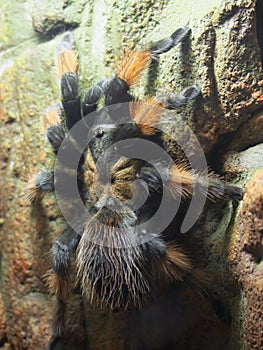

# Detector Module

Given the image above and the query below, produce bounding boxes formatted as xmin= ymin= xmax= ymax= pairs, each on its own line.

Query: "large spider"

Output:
xmin=27 ymin=27 xmax=243 ymax=350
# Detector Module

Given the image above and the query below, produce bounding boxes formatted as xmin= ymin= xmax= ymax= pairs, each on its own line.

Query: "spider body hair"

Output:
xmin=27 ymin=27 xmax=243 ymax=350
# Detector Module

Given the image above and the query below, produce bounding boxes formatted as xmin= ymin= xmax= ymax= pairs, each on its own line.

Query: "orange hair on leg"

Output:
xmin=129 ymin=98 xmax=165 ymax=135
xmin=158 ymin=243 xmax=192 ymax=283
xmin=115 ymin=50 xmax=151 ymax=87
xmin=168 ymin=162 xmax=194 ymax=199
xmin=41 ymin=107 xmax=61 ymax=134
xmin=55 ymin=49 xmax=78 ymax=77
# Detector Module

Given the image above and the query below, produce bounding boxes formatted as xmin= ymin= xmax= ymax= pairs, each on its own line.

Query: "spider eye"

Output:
xmin=95 ymin=128 xmax=105 ymax=138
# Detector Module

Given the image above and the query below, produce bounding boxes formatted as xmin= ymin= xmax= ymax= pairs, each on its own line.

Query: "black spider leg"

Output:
xmin=53 ymin=120 xmax=91 ymax=206
xmin=36 ymin=125 xmax=67 ymax=198
xmin=82 ymin=76 xmax=132 ymax=121
xmin=47 ymin=124 xmax=67 ymax=154
xmin=28 ymin=120 xmax=88 ymax=202
xmin=146 ymin=26 xmax=192 ymax=95
xmin=47 ymin=227 xmax=81 ymax=350
xmin=145 ymin=27 xmax=201 ymax=107
xmin=35 ymin=170 xmax=55 ymax=194
xmin=150 ymin=26 xmax=191 ymax=56
xmin=157 ymin=85 xmax=201 ymax=109
xmin=26 ymin=125 xmax=66 ymax=202
xmin=61 ymin=72 xmax=82 ymax=130
xmin=54 ymin=31 xmax=81 ymax=130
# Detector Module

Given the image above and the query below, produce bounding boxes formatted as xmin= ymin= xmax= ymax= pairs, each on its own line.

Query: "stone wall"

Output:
xmin=0 ymin=0 xmax=262 ymax=349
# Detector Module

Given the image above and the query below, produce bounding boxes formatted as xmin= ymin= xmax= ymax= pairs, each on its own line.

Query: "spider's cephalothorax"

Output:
xmin=27 ymin=28 xmax=243 ymax=350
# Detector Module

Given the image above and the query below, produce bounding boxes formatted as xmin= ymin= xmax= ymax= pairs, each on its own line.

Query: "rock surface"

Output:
xmin=229 ymin=170 xmax=263 ymax=350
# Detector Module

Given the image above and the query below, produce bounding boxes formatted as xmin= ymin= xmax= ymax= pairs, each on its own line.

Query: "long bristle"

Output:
xmin=55 ymin=50 xmax=78 ymax=77
xmin=41 ymin=107 xmax=60 ymax=134
xmin=159 ymin=243 xmax=192 ymax=283
xmin=116 ymin=50 xmax=151 ymax=87
xmin=129 ymin=98 xmax=164 ymax=135
xmin=25 ymin=174 xmax=42 ymax=203
xmin=44 ymin=270 xmax=71 ymax=301
xmin=168 ymin=162 xmax=194 ymax=199
xmin=168 ymin=163 xmax=243 ymax=203
xmin=76 ymin=220 xmax=153 ymax=310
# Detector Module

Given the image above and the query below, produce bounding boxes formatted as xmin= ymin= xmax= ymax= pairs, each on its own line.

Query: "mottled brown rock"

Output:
xmin=191 ymin=0 xmax=263 ymax=153
xmin=229 ymin=170 xmax=263 ymax=350
xmin=224 ymin=110 xmax=263 ymax=153
xmin=0 ymin=294 xmax=7 ymax=344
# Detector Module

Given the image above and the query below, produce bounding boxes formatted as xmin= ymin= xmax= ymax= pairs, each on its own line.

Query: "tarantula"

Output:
xmin=27 ymin=27 xmax=243 ymax=349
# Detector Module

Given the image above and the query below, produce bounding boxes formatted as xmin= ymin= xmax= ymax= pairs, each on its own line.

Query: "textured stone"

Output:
xmin=31 ymin=0 xmax=86 ymax=35
xmin=0 ymin=1 xmax=36 ymax=51
xmin=223 ymin=144 xmax=263 ymax=175
xmin=224 ymin=110 xmax=263 ymax=153
xmin=229 ymin=171 xmax=263 ymax=350
xmin=190 ymin=0 xmax=263 ymax=153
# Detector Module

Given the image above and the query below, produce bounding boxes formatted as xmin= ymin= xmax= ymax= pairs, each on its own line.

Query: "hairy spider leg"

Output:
xmin=26 ymin=115 xmax=91 ymax=203
xmin=26 ymin=170 xmax=54 ymax=202
xmin=56 ymin=32 xmax=81 ymax=130
xmin=128 ymin=84 xmax=201 ymax=136
xmin=146 ymin=26 xmax=191 ymax=95
xmin=158 ymin=242 xmax=192 ymax=282
xmin=166 ymin=163 xmax=243 ymax=203
xmin=46 ymin=227 xmax=81 ymax=350
xmin=25 ymin=125 xmax=67 ymax=203
xmin=82 ymin=49 xmax=151 ymax=117
xmin=139 ymin=161 xmax=243 ymax=203
xmin=41 ymin=106 xmax=61 ymax=133
xmin=129 ymin=97 xmax=165 ymax=135
xmin=158 ymin=243 xmax=212 ymax=298
xmin=156 ymin=85 xmax=201 ymax=109
xmin=129 ymin=98 xmax=243 ymax=202
xmin=25 ymin=107 xmax=63 ymax=202
xmin=25 ymin=125 xmax=69 ymax=203
xmin=149 ymin=26 xmax=191 ymax=56
xmin=82 ymin=27 xmax=192 ymax=120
